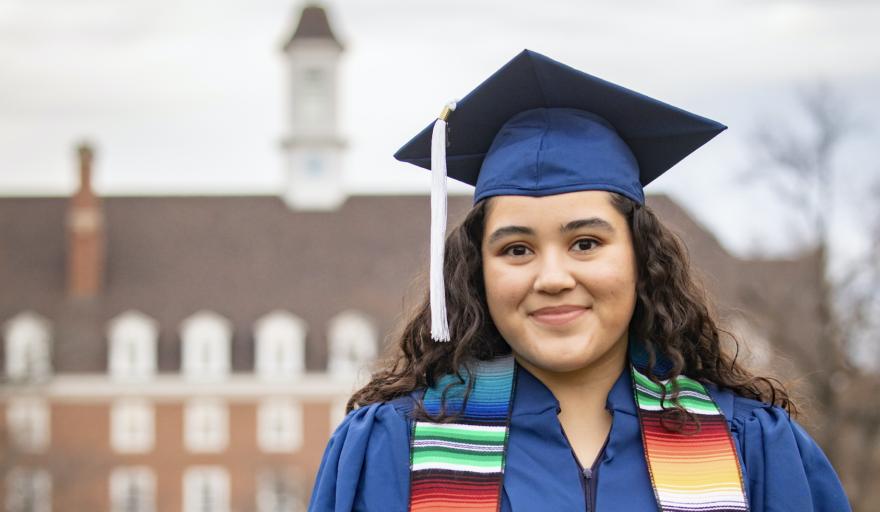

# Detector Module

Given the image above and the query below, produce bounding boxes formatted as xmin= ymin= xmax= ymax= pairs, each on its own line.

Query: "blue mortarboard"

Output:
xmin=393 ymin=49 xmax=727 ymax=341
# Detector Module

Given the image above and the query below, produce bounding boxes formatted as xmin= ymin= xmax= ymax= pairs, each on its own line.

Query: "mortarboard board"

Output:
xmin=393 ymin=49 xmax=727 ymax=341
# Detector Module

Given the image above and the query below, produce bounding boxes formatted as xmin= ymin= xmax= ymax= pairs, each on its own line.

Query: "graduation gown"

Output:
xmin=308 ymin=363 xmax=851 ymax=511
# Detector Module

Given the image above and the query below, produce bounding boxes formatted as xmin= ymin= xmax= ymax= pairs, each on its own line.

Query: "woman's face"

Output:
xmin=481 ymin=190 xmax=638 ymax=374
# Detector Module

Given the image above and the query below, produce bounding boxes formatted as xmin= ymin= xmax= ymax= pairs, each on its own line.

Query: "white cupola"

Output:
xmin=280 ymin=3 xmax=347 ymax=210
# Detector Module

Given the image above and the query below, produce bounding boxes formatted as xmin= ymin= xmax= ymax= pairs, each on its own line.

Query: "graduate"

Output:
xmin=308 ymin=50 xmax=852 ymax=512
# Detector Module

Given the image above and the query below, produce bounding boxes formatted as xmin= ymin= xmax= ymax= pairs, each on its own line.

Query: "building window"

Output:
xmin=256 ymin=470 xmax=302 ymax=512
xmin=181 ymin=311 xmax=231 ymax=381
xmin=300 ymin=67 xmax=327 ymax=121
xmin=184 ymin=400 xmax=228 ymax=453
xmin=254 ymin=311 xmax=305 ymax=381
xmin=329 ymin=398 xmax=348 ymax=436
xmin=110 ymin=467 xmax=155 ymax=512
xmin=108 ymin=311 xmax=158 ymax=381
xmin=111 ymin=400 xmax=154 ymax=454
xmin=6 ymin=398 xmax=49 ymax=453
xmin=183 ymin=467 xmax=228 ymax=512
xmin=303 ymin=67 xmax=324 ymax=88
xmin=327 ymin=311 xmax=377 ymax=378
xmin=257 ymin=399 xmax=302 ymax=453
xmin=5 ymin=468 xmax=51 ymax=512
xmin=3 ymin=311 xmax=52 ymax=383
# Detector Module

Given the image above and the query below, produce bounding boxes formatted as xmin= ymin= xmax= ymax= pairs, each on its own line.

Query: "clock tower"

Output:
xmin=280 ymin=4 xmax=346 ymax=210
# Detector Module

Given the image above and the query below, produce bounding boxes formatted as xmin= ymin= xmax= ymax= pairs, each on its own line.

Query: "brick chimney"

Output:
xmin=66 ymin=142 xmax=105 ymax=298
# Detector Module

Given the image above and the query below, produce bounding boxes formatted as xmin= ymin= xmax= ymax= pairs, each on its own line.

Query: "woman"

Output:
xmin=308 ymin=50 xmax=851 ymax=511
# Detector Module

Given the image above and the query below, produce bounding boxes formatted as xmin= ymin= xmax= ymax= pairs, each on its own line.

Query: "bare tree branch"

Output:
xmin=745 ymin=80 xmax=880 ymax=510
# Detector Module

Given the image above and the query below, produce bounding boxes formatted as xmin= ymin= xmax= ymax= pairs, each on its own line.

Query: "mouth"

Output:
xmin=528 ymin=305 xmax=590 ymax=326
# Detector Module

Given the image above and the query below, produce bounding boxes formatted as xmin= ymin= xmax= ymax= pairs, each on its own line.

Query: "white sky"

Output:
xmin=1 ymin=0 xmax=878 ymax=276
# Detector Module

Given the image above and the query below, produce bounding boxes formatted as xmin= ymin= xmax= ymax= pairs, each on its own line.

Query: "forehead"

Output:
xmin=484 ymin=190 xmax=624 ymax=228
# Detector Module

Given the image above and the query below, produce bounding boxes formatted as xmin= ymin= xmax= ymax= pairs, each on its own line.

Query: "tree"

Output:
xmin=740 ymin=81 xmax=880 ymax=510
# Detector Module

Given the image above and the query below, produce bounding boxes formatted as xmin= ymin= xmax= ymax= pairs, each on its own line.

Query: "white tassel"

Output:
xmin=430 ymin=101 xmax=456 ymax=342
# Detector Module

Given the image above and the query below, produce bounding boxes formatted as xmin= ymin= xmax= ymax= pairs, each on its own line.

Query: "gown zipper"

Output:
xmin=558 ymin=408 xmax=612 ymax=512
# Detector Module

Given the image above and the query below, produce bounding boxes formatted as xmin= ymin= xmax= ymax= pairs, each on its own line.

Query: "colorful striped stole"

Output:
xmin=409 ymin=355 xmax=516 ymax=512
xmin=631 ymin=366 xmax=749 ymax=512
xmin=408 ymin=350 xmax=750 ymax=512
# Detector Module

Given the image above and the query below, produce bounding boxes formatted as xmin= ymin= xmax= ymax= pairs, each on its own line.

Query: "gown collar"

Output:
xmin=512 ymin=358 xmax=637 ymax=417
xmin=512 ymin=352 xmax=736 ymax=423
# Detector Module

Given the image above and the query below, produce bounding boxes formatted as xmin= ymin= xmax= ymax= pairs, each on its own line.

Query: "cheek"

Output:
xmin=483 ymin=260 xmax=529 ymax=314
xmin=579 ymin=254 xmax=638 ymax=304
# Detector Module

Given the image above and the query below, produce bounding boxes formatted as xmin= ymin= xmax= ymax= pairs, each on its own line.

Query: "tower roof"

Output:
xmin=283 ymin=4 xmax=343 ymax=52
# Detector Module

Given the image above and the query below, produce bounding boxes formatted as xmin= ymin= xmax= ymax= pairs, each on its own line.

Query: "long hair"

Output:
xmin=349 ymin=192 xmax=795 ymax=432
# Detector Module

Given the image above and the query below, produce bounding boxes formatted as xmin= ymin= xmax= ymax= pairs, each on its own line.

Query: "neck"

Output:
xmin=514 ymin=332 xmax=629 ymax=450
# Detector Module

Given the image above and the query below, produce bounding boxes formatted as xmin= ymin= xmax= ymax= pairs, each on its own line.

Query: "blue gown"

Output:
xmin=309 ymin=363 xmax=852 ymax=511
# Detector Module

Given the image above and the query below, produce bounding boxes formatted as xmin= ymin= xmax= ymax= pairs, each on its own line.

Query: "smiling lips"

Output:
xmin=528 ymin=305 xmax=591 ymax=326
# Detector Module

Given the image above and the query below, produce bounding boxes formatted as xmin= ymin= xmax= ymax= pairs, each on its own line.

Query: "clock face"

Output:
xmin=305 ymin=154 xmax=324 ymax=177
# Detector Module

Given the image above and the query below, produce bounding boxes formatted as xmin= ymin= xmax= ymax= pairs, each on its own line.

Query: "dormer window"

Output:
xmin=3 ymin=311 xmax=52 ymax=383
xmin=327 ymin=310 xmax=377 ymax=379
xmin=254 ymin=311 xmax=306 ymax=381
xmin=108 ymin=311 xmax=158 ymax=381
xmin=181 ymin=311 xmax=231 ymax=381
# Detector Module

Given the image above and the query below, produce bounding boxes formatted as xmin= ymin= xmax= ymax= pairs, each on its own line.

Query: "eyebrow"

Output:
xmin=487 ymin=217 xmax=616 ymax=246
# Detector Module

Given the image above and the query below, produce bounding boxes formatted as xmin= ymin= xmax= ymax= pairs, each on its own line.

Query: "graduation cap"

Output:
xmin=394 ymin=49 xmax=726 ymax=342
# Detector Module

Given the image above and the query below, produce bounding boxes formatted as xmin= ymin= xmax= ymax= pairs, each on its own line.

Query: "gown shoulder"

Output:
xmin=728 ymin=394 xmax=852 ymax=511
xmin=307 ymin=397 xmax=415 ymax=512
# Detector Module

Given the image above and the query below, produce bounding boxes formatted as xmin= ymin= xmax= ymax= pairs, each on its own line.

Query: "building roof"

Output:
xmin=283 ymin=4 xmax=343 ymax=52
xmin=0 ymin=193 xmax=821 ymax=377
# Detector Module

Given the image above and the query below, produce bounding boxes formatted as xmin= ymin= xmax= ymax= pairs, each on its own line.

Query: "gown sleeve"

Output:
xmin=730 ymin=398 xmax=852 ymax=511
xmin=308 ymin=401 xmax=412 ymax=512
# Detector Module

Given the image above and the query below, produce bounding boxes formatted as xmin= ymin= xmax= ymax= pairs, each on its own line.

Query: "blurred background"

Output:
xmin=0 ymin=0 xmax=878 ymax=510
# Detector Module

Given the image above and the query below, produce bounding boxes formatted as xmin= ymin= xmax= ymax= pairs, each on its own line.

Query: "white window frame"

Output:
xmin=300 ymin=66 xmax=328 ymax=121
xmin=184 ymin=400 xmax=228 ymax=453
xmin=110 ymin=400 xmax=155 ymax=454
xmin=257 ymin=399 xmax=302 ymax=453
xmin=254 ymin=311 xmax=306 ymax=381
xmin=329 ymin=398 xmax=348 ymax=436
xmin=181 ymin=311 xmax=231 ymax=381
xmin=327 ymin=310 xmax=378 ymax=379
xmin=256 ymin=470 xmax=301 ymax=512
xmin=6 ymin=397 xmax=50 ymax=453
xmin=5 ymin=468 xmax=51 ymax=512
xmin=109 ymin=466 xmax=155 ymax=512
xmin=3 ymin=311 xmax=52 ymax=382
xmin=183 ymin=466 xmax=229 ymax=512
xmin=108 ymin=310 xmax=158 ymax=381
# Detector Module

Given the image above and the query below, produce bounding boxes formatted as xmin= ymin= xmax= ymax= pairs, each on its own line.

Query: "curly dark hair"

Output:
xmin=348 ymin=192 xmax=795 ymax=432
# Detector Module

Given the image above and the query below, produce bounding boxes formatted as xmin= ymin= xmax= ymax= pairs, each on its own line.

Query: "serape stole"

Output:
xmin=631 ymin=365 xmax=749 ymax=512
xmin=408 ymin=349 xmax=750 ymax=512
xmin=409 ymin=355 xmax=516 ymax=512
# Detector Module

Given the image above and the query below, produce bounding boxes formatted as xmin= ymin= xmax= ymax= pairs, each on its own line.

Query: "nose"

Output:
xmin=532 ymin=250 xmax=576 ymax=295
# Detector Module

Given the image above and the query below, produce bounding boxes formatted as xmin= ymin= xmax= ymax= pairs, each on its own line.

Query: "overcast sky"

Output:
xmin=1 ymin=0 xmax=878 ymax=276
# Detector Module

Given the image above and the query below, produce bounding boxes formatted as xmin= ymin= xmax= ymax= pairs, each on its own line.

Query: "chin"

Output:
xmin=518 ymin=340 xmax=600 ymax=374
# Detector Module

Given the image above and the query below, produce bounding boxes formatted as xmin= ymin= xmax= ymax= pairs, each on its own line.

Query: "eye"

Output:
xmin=571 ymin=238 xmax=600 ymax=253
xmin=501 ymin=244 xmax=532 ymax=257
